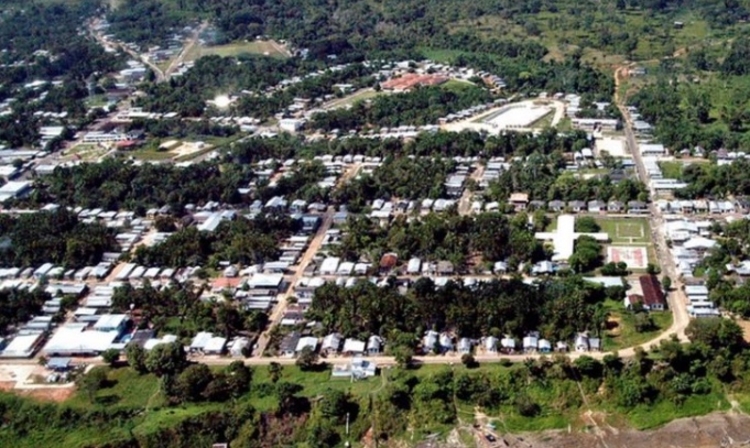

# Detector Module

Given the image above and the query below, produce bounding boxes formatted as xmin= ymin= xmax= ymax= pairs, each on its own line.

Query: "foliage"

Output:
xmin=132 ymin=214 xmax=299 ymax=267
xmin=308 ymin=275 xmax=611 ymax=342
xmin=144 ymin=342 xmax=187 ymax=377
xmin=0 ymin=209 xmax=118 ymax=269
xmin=101 ymin=349 xmax=121 ymax=367
xmin=25 ymin=159 xmax=251 ymax=213
xmin=295 ymin=346 xmax=320 ymax=371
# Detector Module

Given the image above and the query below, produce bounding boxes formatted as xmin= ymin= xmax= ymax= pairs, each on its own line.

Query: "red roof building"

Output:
xmin=638 ymin=275 xmax=666 ymax=311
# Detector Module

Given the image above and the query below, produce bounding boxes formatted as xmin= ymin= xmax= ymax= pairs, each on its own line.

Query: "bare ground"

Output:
xmin=501 ymin=412 xmax=750 ymax=448
xmin=402 ymin=412 xmax=750 ymax=448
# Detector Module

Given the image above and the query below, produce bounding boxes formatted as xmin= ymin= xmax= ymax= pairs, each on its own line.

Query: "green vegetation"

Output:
xmin=602 ymin=300 xmax=673 ymax=351
xmin=3 ymin=317 xmax=748 ymax=447
xmin=595 ymin=218 xmax=651 ymax=244
xmin=189 ymin=41 xmax=290 ymax=60
xmin=658 ymin=161 xmax=685 ymax=179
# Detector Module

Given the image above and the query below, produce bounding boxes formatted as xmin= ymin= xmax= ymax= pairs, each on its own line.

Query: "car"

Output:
xmin=485 ymin=434 xmax=496 ymax=442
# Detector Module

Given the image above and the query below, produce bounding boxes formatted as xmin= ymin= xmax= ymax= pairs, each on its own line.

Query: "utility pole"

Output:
xmin=344 ymin=412 xmax=350 ymax=447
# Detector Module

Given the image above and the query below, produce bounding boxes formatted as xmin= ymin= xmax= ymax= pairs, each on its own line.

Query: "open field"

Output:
xmin=185 ymin=40 xmax=290 ymax=62
xmin=595 ymin=217 xmax=651 ymax=245
xmin=322 ymin=88 xmax=383 ymax=110
xmin=602 ymin=299 xmax=673 ymax=352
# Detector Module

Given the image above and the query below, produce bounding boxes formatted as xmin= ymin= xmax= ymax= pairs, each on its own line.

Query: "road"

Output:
xmin=614 ymin=66 xmax=690 ymax=345
xmin=458 ymin=165 xmax=485 ymax=215
xmin=251 ymin=207 xmax=335 ymax=356
xmin=163 ymin=21 xmax=208 ymax=79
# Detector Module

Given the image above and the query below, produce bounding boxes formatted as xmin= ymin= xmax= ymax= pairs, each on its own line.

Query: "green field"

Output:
xmin=186 ymin=40 xmax=290 ymax=62
xmin=658 ymin=161 xmax=685 ymax=179
xmin=595 ymin=217 xmax=651 ymax=245
xmin=602 ymin=299 xmax=673 ymax=351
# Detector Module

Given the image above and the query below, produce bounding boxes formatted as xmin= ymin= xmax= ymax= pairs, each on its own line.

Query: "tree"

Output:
xmin=101 ymin=348 xmax=120 ymax=367
xmin=320 ymin=389 xmax=349 ymax=420
xmin=685 ymin=318 xmax=744 ymax=352
xmin=295 ymin=346 xmax=319 ymax=371
xmin=175 ymin=364 xmax=213 ymax=402
xmin=646 ymin=263 xmax=660 ymax=275
xmin=393 ymin=346 xmax=414 ymax=369
xmin=268 ymin=362 xmax=283 ymax=383
xmin=77 ymin=367 xmax=108 ymax=403
xmin=574 ymin=216 xmax=600 ymax=233
xmin=662 ymin=275 xmax=672 ymax=292
xmin=125 ymin=343 xmax=148 ymax=374
xmin=461 ymin=353 xmax=478 ymax=368
xmin=226 ymin=361 xmax=252 ymax=397
xmin=145 ymin=342 xmax=187 ymax=377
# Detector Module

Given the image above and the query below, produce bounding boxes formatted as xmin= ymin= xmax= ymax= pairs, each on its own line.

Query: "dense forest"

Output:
xmin=0 ymin=209 xmax=117 ymax=269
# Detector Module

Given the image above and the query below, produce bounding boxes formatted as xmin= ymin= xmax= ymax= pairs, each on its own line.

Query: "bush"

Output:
xmin=514 ymin=394 xmax=541 ymax=417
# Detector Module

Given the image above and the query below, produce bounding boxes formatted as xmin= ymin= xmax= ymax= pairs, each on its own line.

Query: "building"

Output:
xmin=639 ymin=275 xmax=667 ymax=311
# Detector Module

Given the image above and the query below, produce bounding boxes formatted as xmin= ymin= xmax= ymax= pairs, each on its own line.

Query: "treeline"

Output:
xmin=0 ymin=288 xmax=52 ymax=336
xmin=335 ymin=212 xmax=547 ymax=271
xmin=486 ymin=152 xmax=648 ymax=202
xmin=227 ymin=129 xmax=590 ymax=165
xmin=309 ymin=85 xmax=493 ymax=130
xmin=334 ymin=157 xmax=455 ymax=207
xmin=0 ymin=209 xmax=117 ymax=269
xmin=674 ymin=159 xmax=750 ymax=199
xmin=132 ymin=214 xmax=300 ymax=268
xmin=106 ymin=0 xmax=194 ymax=47
xmin=308 ymin=275 xmax=618 ymax=341
xmin=25 ymin=159 xmax=251 ymax=214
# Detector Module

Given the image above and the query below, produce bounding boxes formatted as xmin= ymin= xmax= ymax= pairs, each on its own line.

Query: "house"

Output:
xmin=607 ymin=200 xmax=624 ymax=213
xmin=500 ymin=336 xmax=516 ymax=354
xmin=367 ymin=335 xmax=383 ymax=355
xmin=280 ymin=331 xmax=301 ymax=357
xmin=548 ymin=200 xmax=565 ymax=212
xmin=625 ymin=294 xmax=644 ymax=309
xmin=528 ymin=200 xmax=545 ymax=210
xmin=538 ymin=339 xmax=552 ymax=353
xmin=406 ymin=258 xmax=422 ymax=275
xmin=589 ymin=338 xmax=602 ymax=352
xmin=343 ymin=338 xmax=366 ymax=356
xmin=439 ymin=333 xmax=454 ymax=352
xmin=423 ymin=330 xmax=439 ymax=354
xmin=522 ymin=334 xmax=538 ymax=353
xmin=331 ymin=357 xmax=378 ymax=378
xmin=295 ymin=336 xmax=318 ymax=355
xmin=379 ymin=252 xmax=398 ymax=274
xmin=568 ymin=200 xmax=587 ymax=213
xmin=575 ymin=334 xmax=589 ymax=352
xmin=532 ymin=261 xmax=558 ymax=275
xmin=639 ymin=275 xmax=667 ymax=311
xmin=321 ymin=333 xmax=342 ymax=355
xmin=510 ymin=192 xmax=529 ymax=211
xmin=555 ymin=341 xmax=568 ymax=352
xmin=627 ymin=200 xmax=648 ymax=214
xmin=493 ymin=261 xmax=508 ymax=274
xmin=436 ymin=261 xmax=454 ymax=275
xmin=457 ymin=337 xmax=472 ymax=354
xmin=485 ymin=336 xmax=498 ymax=353
xmin=588 ymin=200 xmax=606 ymax=213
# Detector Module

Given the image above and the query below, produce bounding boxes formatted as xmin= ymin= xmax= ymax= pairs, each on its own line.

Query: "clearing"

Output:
xmin=595 ymin=217 xmax=651 ymax=245
xmin=185 ymin=40 xmax=290 ymax=62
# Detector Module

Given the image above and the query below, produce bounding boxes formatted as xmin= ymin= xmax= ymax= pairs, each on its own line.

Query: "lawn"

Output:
xmin=602 ymin=299 xmax=673 ymax=351
xmin=658 ymin=161 xmax=684 ymax=180
xmin=595 ymin=217 xmax=651 ymax=245
xmin=529 ymin=110 xmax=555 ymax=129
xmin=441 ymin=78 xmax=476 ymax=92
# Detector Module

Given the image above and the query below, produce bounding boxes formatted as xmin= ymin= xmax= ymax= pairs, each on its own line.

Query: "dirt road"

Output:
xmin=613 ymin=65 xmax=691 ymax=347
xmin=457 ymin=165 xmax=485 ymax=215
xmin=251 ymin=207 xmax=335 ymax=356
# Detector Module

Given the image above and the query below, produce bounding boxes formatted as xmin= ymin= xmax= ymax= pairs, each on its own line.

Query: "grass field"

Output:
xmin=323 ymin=89 xmax=383 ymax=110
xmin=658 ymin=161 xmax=685 ymax=180
xmin=185 ymin=40 xmax=290 ymax=62
xmin=602 ymin=299 xmax=673 ymax=351
xmin=595 ymin=217 xmax=651 ymax=245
